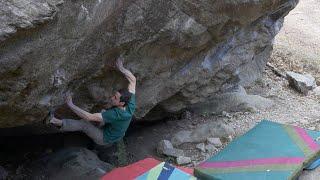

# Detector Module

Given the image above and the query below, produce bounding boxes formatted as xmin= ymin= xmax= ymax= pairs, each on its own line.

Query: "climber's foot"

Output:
xmin=49 ymin=116 xmax=62 ymax=127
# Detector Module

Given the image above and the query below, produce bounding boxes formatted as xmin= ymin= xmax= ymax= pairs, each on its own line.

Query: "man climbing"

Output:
xmin=48 ymin=57 xmax=136 ymax=145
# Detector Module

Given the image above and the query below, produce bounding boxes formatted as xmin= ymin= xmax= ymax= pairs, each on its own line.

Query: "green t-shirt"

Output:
xmin=101 ymin=94 xmax=135 ymax=144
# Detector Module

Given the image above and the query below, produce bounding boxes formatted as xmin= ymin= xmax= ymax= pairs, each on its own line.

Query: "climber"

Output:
xmin=48 ymin=56 xmax=136 ymax=145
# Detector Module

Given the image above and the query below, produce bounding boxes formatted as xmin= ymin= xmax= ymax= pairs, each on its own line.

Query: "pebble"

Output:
xmin=207 ymin=137 xmax=222 ymax=147
xmin=222 ymin=111 xmax=232 ymax=118
xmin=309 ymin=126 xmax=316 ymax=131
xmin=205 ymin=144 xmax=217 ymax=153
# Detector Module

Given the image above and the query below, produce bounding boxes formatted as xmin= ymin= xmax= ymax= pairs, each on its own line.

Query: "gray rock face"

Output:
xmin=0 ymin=0 xmax=62 ymax=41
xmin=0 ymin=0 xmax=298 ymax=128
xmin=20 ymin=147 xmax=113 ymax=179
xmin=287 ymin=71 xmax=317 ymax=95
xmin=191 ymin=85 xmax=274 ymax=114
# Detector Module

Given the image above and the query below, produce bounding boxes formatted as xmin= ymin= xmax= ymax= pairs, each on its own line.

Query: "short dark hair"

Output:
xmin=118 ymin=89 xmax=132 ymax=106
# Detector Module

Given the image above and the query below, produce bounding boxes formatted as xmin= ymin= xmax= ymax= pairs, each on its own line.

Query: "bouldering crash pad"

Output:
xmin=102 ymin=157 xmax=193 ymax=180
xmin=195 ymin=120 xmax=320 ymax=180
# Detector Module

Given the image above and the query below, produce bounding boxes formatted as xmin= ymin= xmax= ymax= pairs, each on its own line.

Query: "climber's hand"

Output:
xmin=105 ymin=60 xmax=116 ymax=70
xmin=65 ymin=91 xmax=73 ymax=105
xmin=116 ymin=56 xmax=124 ymax=70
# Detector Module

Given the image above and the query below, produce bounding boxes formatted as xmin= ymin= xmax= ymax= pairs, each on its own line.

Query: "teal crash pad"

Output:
xmin=195 ymin=120 xmax=320 ymax=180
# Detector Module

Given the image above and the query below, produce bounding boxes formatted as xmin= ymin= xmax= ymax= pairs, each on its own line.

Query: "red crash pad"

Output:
xmin=101 ymin=158 xmax=193 ymax=180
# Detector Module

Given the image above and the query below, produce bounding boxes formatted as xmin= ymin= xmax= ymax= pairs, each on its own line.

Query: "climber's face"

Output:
xmin=110 ymin=91 xmax=124 ymax=107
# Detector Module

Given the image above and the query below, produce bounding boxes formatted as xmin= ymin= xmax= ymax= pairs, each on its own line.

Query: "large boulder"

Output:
xmin=0 ymin=0 xmax=298 ymax=128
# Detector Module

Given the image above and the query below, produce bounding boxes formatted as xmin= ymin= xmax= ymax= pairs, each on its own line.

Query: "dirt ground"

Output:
xmin=271 ymin=0 xmax=320 ymax=83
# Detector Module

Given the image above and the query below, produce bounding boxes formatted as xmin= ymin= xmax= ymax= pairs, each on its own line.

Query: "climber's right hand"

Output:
xmin=64 ymin=91 xmax=73 ymax=106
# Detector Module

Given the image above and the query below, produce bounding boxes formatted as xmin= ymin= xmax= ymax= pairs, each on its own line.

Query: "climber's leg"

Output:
xmin=57 ymin=118 xmax=105 ymax=145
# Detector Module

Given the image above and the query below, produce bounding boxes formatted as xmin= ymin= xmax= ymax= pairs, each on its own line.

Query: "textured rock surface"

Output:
xmin=191 ymin=85 xmax=274 ymax=114
xmin=0 ymin=0 xmax=298 ymax=128
xmin=0 ymin=0 xmax=62 ymax=41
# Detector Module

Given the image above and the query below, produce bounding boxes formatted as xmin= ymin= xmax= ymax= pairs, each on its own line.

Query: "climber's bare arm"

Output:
xmin=65 ymin=93 xmax=103 ymax=122
xmin=116 ymin=57 xmax=136 ymax=94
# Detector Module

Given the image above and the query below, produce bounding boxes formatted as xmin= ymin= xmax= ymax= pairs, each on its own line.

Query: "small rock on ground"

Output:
xmin=207 ymin=137 xmax=222 ymax=147
xmin=176 ymin=156 xmax=191 ymax=165
xmin=157 ymin=140 xmax=184 ymax=158
xmin=196 ymin=143 xmax=206 ymax=152
xmin=312 ymin=86 xmax=320 ymax=96
xmin=286 ymin=71 xmax=316 ymax=95
xmin=205 ymin=144 xmax=217 ymax=153
xmin=157 ymin=140 xmax=174 ymax=152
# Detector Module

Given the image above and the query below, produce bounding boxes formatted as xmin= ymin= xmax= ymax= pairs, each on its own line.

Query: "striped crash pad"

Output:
xmin=195 ymin=120 xmax=320 ymax=180
xmin=136 ymin=162 xmax=196 ymax=180
xmin=102 ymin=158 xmax=194 ymax=180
